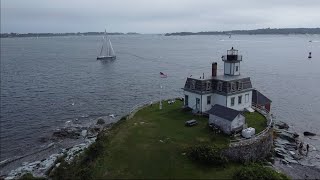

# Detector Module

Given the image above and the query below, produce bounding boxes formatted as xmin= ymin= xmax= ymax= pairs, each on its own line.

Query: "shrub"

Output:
xmin=187 ymin=145 xmax=228 ymax=166
xmin=19 ymin=173 xmax=46 ymax=180
xmin=233 ymin=164 xmax=289 ymax=180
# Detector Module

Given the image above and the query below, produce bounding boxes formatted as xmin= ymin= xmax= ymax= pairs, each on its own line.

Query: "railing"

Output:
xmin=229 ymin=104 xmax=273 ymax=147
xmin=222 ymin=55 xmax=243 ymax=61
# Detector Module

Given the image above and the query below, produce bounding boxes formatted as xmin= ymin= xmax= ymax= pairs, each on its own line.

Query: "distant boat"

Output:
xmin=97 ymin=30 xmax=116 ymax=60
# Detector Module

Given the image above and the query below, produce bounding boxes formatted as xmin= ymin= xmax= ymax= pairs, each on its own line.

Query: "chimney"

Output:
xmin=212 ymin=62 xmax=217 ymax=77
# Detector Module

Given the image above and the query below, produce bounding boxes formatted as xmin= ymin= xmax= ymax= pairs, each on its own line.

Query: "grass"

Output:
xmin=90 ymin=100 xmax=238 ymax=179
xmin=244 ymin=111 xmax=267 ymax=133
xmin=52 ymin=101 xmax=278 ymax=179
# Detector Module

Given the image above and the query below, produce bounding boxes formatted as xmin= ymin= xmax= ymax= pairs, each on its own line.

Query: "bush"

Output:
xmin=187 ymin=145 xmax=228 ymax=166
xmin=233 ymin=164 xmax=289 ymax=180
xmin=19 ymin=173 xmax=46 ymax=180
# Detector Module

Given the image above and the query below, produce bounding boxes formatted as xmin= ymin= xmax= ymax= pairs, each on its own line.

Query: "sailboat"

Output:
xmin=97 ymin=30 xmax=116 ymax=60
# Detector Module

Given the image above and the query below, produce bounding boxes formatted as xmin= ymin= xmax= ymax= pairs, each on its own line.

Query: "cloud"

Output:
xmin=1 ymin=0 xmax=320 ymax=33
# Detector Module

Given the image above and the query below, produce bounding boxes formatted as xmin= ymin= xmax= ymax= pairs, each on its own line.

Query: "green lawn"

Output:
xmin=88 ymin=100 xmax=240 ymax=179
xmin=244 ymin=111 xmax=267 ymax=133
xmin=52 ymin=101 xmax=286 ymax=179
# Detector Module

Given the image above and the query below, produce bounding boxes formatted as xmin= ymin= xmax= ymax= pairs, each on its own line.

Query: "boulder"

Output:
xmin=52 ymin=127 xmax=81 ymax=139
xmin=81 ymin=130 xmax=87 ymax=137
xmin=303 ymin=131 xmax=316 ymax=136
xmin=275 ymin=121 xmax=289 ymax=130
xmin=278 ymin=131 xmax=297 ymax=143
xmin=96 ymin=118 xmax=105 ymax=125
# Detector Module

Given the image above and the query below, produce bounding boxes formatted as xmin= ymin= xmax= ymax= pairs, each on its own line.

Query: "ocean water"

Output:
xmin=1 ymin=34 xmax=320 ymax=168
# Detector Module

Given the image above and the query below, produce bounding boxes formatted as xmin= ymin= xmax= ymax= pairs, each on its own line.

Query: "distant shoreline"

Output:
xmin=2 ymin=28 xmax=320 ymax=38
xmin=165 ymin=28 xmax=320 ymax=36
xmin=0 ymin=32 xmax=140 ymax=38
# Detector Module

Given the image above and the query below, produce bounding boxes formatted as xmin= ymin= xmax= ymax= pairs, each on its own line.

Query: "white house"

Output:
xmin=208 ymin=104 xmax=245 ymax=135
xmin=183 ymin=47 xmax=253 ymax=113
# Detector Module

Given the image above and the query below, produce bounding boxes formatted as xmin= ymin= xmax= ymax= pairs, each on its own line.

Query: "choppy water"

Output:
xmin=1 ymin=35 xmax=320 ymax=167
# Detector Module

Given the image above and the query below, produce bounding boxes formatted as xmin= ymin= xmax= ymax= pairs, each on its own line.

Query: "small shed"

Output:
xmin=207 ymin=104 xmax=245 ymax=135
xmin=252 ymin=90 xmax=272 ymax=112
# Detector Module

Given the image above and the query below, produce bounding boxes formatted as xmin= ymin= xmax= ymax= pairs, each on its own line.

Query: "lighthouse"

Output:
xmin=222 ymin=47 xmax=242 ymax=76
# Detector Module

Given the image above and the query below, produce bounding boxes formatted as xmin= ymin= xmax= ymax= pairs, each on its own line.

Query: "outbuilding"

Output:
xmin=208 ymin=104 xmax=245 ymax=135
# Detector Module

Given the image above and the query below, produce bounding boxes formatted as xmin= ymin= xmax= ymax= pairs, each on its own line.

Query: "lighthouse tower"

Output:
xmin=222 ymin=47 xmax=242 ymax=76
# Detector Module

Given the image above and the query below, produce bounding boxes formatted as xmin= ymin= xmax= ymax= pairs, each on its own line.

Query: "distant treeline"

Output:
xmin=165 ymin=28 xmax=320 ymax=36
xmin=0 ymin=32 xmax=140 ymax=38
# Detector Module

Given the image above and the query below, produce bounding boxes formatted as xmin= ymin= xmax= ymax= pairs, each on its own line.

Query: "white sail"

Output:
xmin=108 ymin=39 xmax=115 ymax=56
xmin=97 ymin=29 xmax=116 ymax=60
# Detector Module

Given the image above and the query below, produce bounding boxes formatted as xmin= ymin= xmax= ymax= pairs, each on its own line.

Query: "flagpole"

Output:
xmin=159 ymin=81 xmax=162 ymax=110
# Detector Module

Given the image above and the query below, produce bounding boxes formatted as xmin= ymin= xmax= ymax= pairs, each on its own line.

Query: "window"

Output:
xmin=191 ymin=80 xmax=196 ymax=89
xmin=237 ymin=81 xmax=243 ymax=90
xmin=245 ymin=94 xmax=249 ymax=103
xmin=236 ymin=66 xmax=239 ymax=71
xmin=185 ymin=95 xmax=189 ymax=106
xmin=231 ymin=97 xmax=235 ymax=106
xmin=238 ymin=95 xmax=242 ymax=104
xmin=230 ymin=82 xmax=236 ymax=92
xmin=206 ymin=81 xmax=211 ymax=91
xmin=217 ymin=81 xmax=223 ymax=91
xmin=207 ymin=96 xmax=211 ymax=105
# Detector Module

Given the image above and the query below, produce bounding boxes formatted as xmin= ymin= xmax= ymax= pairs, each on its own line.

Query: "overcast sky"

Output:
xmin=1 ymin=0 xmax=320 ymax=33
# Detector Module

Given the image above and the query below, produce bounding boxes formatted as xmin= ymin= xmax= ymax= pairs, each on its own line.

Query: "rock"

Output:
xmin=303 ymin=131 xmax=316 ymax=136
xmin=55 ymin=163 xmax=60 ymax=168
xmin=52 ymin=127 xmax=81 ymax=139
xmin=280 ymin=159 xmax=288 ymax=164
xmin=96 ymin=118 xmax=105 ymax=125
xmin=81 ymin=130 xmax=87 ymax=137
xmin=285 ymin=158 xmax=298 ymax=164
xmin=278 ymin=131 xmax=297 ymax=143
xmin=275 ymin=121 xmax=289 ymax=129
xmin=289 ymin=151 xmax=295 ymax=155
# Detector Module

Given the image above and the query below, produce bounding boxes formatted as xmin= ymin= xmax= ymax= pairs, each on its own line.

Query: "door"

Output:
xmin=185 ymin=95 xmax=189 ymax=106
xmin=196 ymin=98 xmax=200 ymax=110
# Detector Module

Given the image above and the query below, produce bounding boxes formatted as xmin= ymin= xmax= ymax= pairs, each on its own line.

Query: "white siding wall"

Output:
xmin=212 ymin=93 xmax=227 ymax=107
xmin=224 ymin=62 xmax=240 ymax=75
xmin=231 ymin=114 xmax=245 ymax=130
xmin=224 ymin=63 xmax=231 ymax=74
xmin=202 ymin=94 xmax=215 ymax=112
xmin=209 ymin=115 xmax=232 ymax=134
xmin=184 ymin=91 xmax=202 ymax=110
xmin=226 ymin=91 xmax=252 ymax=111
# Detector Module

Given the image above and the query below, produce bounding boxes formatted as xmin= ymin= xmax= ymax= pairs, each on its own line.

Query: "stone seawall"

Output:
xmin=222 ymin=128 xmax=273 ymax=162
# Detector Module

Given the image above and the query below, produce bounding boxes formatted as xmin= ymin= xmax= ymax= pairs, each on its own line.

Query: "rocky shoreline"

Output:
xmin=0 ymin=115 xmax=120 ymax=180
xmin=272 ymin=120 xmax=320 ymax=179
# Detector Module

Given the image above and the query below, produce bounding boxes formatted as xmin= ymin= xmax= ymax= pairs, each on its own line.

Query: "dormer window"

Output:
xmin=230 ymin=82 xmax=236 ymax=92
xmin=217 ymin=81 xmax=223 ymax=91
xmin=237 ymin=81 xmax=243 ymax=90
xmin=191 ymin=80 xmax=196 ymax=90
xmin=206 ymin=81 xmax=211 ymax=91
